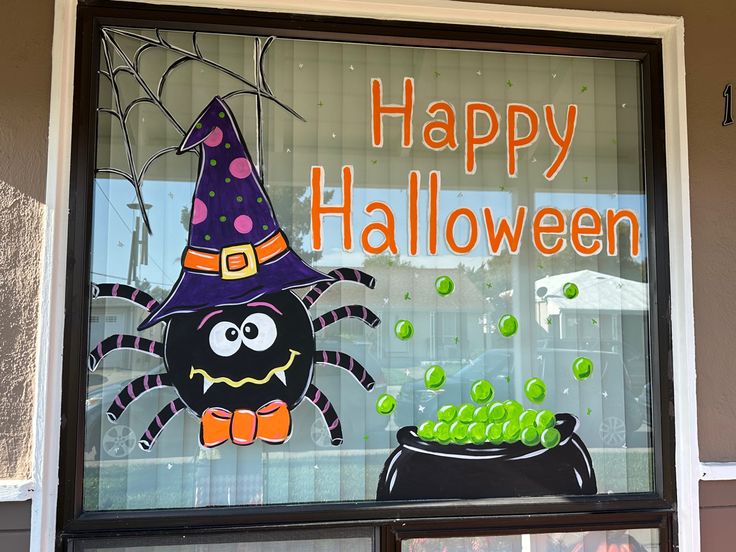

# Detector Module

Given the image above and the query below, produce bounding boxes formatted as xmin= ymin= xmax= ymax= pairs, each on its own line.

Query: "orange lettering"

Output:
xmin=445 ymin=208 xmax=479 ymax=254
xmin=507 ymin=104 xmax=539 ymax=177
xmin=423 ymin=101 xmax=458 ymax=150
xmin=606 ymin=209 xmax=640 ymax=256
xmin=428 ymin=170 xmax=440 ymax=255
xmin=310 ymin=165 xmax=353 ymax=251
xmin=571 ymin=207 xmax=602 ymax=256
xmin=482 ymin=206 xmax=528 ymax=255
xmin=544 ymin=104 xmax=577 ymax=180
xmin=533 ymin=207 xmax=566 ymax=256
xmin=409 ymin=171 xmax=420 ymax=255
xmin=371 ymin=77 xmax=414 ymax=148
xmin=361 ymin=201 xmax=398 ymax=255
xmin=465 ymin=102 xmax=500 ymax=175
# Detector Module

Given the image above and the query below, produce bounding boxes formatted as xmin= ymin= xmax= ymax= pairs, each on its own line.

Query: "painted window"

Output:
xmin=61 ymin=5 xmax=673 ymax=550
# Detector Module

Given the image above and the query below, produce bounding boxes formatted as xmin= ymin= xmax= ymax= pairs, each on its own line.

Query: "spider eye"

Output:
xmin=209 ymin=321 xmax=242 ymax=357
xmin=240 ymin=313 xmax=277 ymax=352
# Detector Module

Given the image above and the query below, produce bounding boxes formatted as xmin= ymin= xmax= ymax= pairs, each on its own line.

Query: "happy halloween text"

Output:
xmin=309 ymin=78 xmax=640 ymax=258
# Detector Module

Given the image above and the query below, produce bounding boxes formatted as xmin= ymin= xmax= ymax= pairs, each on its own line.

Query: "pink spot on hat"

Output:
xmin=192 ymin=198 xmax=207 ymax=225
xmin=204 ymin=126 xmax=223 ymax=147
xmin=229 ymin=157 xmax=252 ymax=179
xmin=234 ymin=214 xmax=253 ymax=234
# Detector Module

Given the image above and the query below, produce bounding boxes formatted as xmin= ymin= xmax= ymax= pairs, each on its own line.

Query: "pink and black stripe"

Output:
xmin=92 ymin=283 xmax=160 ymax=312
xmin=88 ymin=334 xmax=164 ymax=372
xmin=314 ymin=350 xmax=375 ymax=391
xmin=305 ymin=384 xmax=343 ymax=445
xmin=138 ymin=398 xmax=186 ymax=451
xmin=312 ymin=305 xmax=380 ymax=332
xmin=302 ymin=268 xmax=376 ymax=307
xmin=106 ymin=373 xmax=172 ymax=422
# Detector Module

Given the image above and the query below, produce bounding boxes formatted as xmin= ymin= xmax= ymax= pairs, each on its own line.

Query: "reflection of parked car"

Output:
xmin=396 ymin=350 xmax=514 ymax=428
xmin=396 ymin=347 xmax=649 ymax=448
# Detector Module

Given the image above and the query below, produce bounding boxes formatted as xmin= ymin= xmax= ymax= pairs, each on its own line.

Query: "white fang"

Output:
xmin=275 ymin=370 xmax=287 ymax=386
xmin=203 ymin=378 xmax=214 ymax=394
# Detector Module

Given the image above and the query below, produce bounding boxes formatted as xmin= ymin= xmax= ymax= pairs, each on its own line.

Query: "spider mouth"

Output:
xmin=189 ymin=349 xmax=300 ymax=392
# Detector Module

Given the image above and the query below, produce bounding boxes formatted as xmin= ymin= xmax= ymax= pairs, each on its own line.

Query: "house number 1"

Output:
xmin=723 ymin=84 xmax=734 ymax=126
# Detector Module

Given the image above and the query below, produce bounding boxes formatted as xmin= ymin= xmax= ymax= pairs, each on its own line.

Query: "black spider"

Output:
xmin=88 ymin=269 xmax=379 ymax=450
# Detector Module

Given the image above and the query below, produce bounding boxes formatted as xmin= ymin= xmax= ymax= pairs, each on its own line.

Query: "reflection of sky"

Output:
xmin=92 ymin=177 xmax=646 ymax=287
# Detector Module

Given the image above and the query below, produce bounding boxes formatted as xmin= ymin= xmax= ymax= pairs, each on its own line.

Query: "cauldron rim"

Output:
xmin=396 ymin=413 xmax=580 ymax=460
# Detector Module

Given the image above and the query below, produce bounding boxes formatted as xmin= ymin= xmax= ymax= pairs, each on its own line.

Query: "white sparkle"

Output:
xmin=167 ymin=463 xmax=173 ymax=470
xmin=298 ymin=63 xmax=304 ymax=69
xmin=349 ymin=64 xmax=355 ymax=71
xmin=286 ymin=148 xmax=291 ymax=153
xmin=314 ymin=464 xmax=319 ymax=470
xmin=621 ymin=103 xmax=627 ymax=108
xmin=552 ymin=73 xmax=557 ymax=78
xmin=476 ymin=70 xmax=482 ymax=76
xmin=418 ymin=405 xmax=426 ymax=413
xmin=602 ymin=391 xmax=608 ymax=398
xmin=383 ymin=297 xmax=389 ymax=304
xmin=332 ymin=133 xmax=337 ymax=139
xmin=405 ymin=369 xmax=411 ymax=376
xmin=563 ymin=388 xmax=569 ymax=395
xmin=531 ymin=157 xmax=537 ymax=163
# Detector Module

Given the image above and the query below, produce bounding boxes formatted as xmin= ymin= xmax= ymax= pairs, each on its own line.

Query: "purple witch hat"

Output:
xmin=139 ymin=96 xmax=331 ymax=330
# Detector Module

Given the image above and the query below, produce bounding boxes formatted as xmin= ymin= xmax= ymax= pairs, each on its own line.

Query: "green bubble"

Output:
xmin=541 ymin=427 xmax=561 ymax=448
xmin=470 ymin=379 xmax=494 ymax=404
xmin=434 ymin=421 xmax=451 ymax=444
xmin=524 ymin=378 xmax=547 ymax=404
xmin=521 ymin=426 xmax=541 ymax=447
xmin=503 ymin=400 xmax=523 ymax=419
xmin=236 ymin=195 xmax=243 ymax=202
xmin=563 ymin=282 xmax=579 ymax=299
xmin=417 ymin=421 xmax=435 ymax=441
xmin=256 ymin=197 xmax=263 ymax=203
xmin=225 ymin=177 xmax=231 ymax=183
xmin=457 ymin=403 xmax=475 ymax=423
xmin=218 ymin=111 xmax=226 ymax=119
xmin=375 ymin=393 xmax=396 ymax=415
xmin=424 ymin=365 xmax=446 ymax=390
xmin=195 ymin=122 xmax=203 ymax=129
xmin=488 ymin=402 xmax=507 ymax=423
xmin=519 ymin=409 xmax=537 ymax=428
xmin=502 ymin=420 xmax=521 ymax=443
xmin=394 ymin=319 xmax=414 ymax=340
xmin=468 ymin=422 xmax=487 ymax=445
xmin=210 ymin=159 xmax=217 ymax=166
xmin=435 ymin=275 xmax=455 ymax=296
xmin=225 ymin=143 xmax=231 ymax=149
xmin=486 ymin=422 xmax=504 ymax=445
xmin=208 ymin=190 xmax=215 ymax=197
xmin=572 ymin=357 xmax=594 ymax=381
xmin=450 ymin=421 xmax=469 ymax=443
xmin=219 ymin=215 xmax=227 ymax=222
xmin=204 ymin=234 xmax=211 ymax=241
xmin=535 ymin=409 xmax=556 ymax=430
xmin=437 ymin=404 xmax=457 ymax=423
xmin=473 ymin=406 xmax=489 ymax=423
xmin=498 ymin=314 xmax=518 ymax=337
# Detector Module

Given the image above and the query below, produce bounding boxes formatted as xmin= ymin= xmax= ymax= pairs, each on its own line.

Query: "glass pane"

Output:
xmin=74 ymin=528 xmax=372 ymax=551
xmin=85 ymin=25 xmax=655 ymax=510
xmin=401 ymin=528 xmax=660 ymax=551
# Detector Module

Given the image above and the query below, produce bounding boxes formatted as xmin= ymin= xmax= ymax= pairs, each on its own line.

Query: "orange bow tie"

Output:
xmin=200 ymin=400 xmax=291 ymax=448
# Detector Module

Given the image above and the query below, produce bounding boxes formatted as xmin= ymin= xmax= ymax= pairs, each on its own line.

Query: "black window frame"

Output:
xmin=59 ymin=1 xmax=676 ymax=549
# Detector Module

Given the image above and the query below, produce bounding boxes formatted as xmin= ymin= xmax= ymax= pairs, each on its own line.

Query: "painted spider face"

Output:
xmin=164 ymin=290 xmax=315 ymax=416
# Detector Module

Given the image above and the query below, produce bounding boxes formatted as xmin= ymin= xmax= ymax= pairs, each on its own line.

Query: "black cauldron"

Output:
xmin=376 ymin=413 xmax=596 ymax=500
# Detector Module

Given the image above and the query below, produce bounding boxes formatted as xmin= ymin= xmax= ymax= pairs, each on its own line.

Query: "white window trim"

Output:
xmin=33 ymin=1 xmax=697 ymax=551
